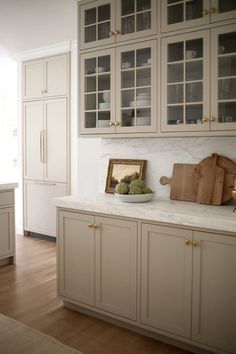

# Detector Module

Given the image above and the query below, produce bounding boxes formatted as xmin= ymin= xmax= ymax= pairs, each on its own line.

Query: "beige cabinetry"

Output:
xmin=0 ymin=190 xmax=15 ymax=264
xmin=161 ymin=24 xmax=236 ymax=132
xmin=22 ymin=53 xmax=70 ymax=237
xmin=141 ymin=223 xmax=192 ymax=338
xmin=192 ymin=231 xmax=236 ymax=353
xmin=58 ymin=210 xmax=138 ymax=320
xmin=161 ymin=0 xmax=236 ymax=33
xmin=80 ymin=40 xmax=157 ymax=134
xmin=23 ymin=54 xmax=69 ymax=100
xmin=79 ymin=0 xmax=157 ymax=50
xmin=57 ymin=206 xmax=236 ymax=354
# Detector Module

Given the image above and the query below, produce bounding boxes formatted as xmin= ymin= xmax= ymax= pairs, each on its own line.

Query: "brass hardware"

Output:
xmin=43 ymin=130 xmax=47 ymax=163
xmin=202 ymin=9 xmax=209 ymax=16
xmin=41 ymin=90 xmax=44 ymax=94
xmin=114 ymin=30 xmax=120 ymax=35
xmin=210 ymin=116 xmax=216 ymax=122
xmin=192 ymin=241 xmax=200 ymax=247
xmin=114 ymin=122 xmax=120 ymax=126
xmin=210 ymin=7 xmax=217 ymax=13
xmin=93 ymin=224 xmax=100 ymax=230
xmin=109 ymin=31 xmax=115 ymax=37
xmin=88 ymin=224 xmax=93 ymax=228
xmin=109 ymin=122 xmax=115 ymax=127
xmin=201 ymin=117 xmax=209 ymax=123
xmin=184 ymin=240 xmax=192 ymax=246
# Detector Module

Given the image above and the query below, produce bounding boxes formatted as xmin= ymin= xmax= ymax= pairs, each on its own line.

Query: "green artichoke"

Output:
xmin=115 ymin=182 xmax=129 ymax=194
xmin=142 ymin=187 xmax=153 ymax=194
xmin=130 ymin=179 xmax=145 ymax=188
xmin=129 ymin=185 xmax=143 ymax=195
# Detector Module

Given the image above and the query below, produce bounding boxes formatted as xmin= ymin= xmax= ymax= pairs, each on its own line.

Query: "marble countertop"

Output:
xmin=0 ymin=182 xmax=18 ymax=190
xmin=54 ymin=193 xmax=236 ymax=235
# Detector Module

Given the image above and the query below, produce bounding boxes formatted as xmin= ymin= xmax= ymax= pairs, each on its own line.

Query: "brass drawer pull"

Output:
xmin=184 ymin=240 xmax=192 ymax=246
xmin=192 ymin=241 xmax=200 ymax=247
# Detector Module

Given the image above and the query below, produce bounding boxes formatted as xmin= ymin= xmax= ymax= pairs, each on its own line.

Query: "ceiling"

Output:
xmin=0 ymin=0 xmax=77 ymax=56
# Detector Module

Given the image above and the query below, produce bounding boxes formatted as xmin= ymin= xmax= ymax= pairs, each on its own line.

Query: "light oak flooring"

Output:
xmin=0 ymin=235 xmax=193 ymax=354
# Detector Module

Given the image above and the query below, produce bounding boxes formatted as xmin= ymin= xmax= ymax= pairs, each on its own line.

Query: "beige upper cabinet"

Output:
xmin=192 ymin=231 xmax=236 ymax=353
xmin=80 ymin=40 xmax=157 ymax=135
xmin=79 ymin=0 xmax=157 ymax=50
xmin=141 ymin=223 xmax=192 ymax=338
xmin=161 ymin=0 xmax=236 ymax=33
xmin=23 ymin=53 xmax=69 ymax=100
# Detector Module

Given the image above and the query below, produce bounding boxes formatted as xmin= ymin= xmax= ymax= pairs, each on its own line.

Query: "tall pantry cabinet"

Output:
xmin=22 ymin=53 xmax=70 ymax=237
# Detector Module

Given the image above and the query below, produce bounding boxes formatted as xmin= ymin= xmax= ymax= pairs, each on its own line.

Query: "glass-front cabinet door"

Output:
xmin=80 ymin=0 xmax=115 ymax=49
xmin=211 ymin=25 xmax=236 ymax=131
xmin=211 ymin=0 xmax=236 ymax=22
xmin=116 ymin=40 xmax=157 ymax=133
xmin=80 ymin=49 xmax=116 ymax=134
xmin=161 ymin=31 xmax=210 ymax=132
xmin=116 ymin=0 xmax=157 ymax=42
xmin=161 ymin=0 xmax=210 ymax=33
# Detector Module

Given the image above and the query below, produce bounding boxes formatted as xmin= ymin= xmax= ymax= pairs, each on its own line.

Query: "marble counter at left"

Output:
xmin=0 ymin=183 xmax=18 ymax=266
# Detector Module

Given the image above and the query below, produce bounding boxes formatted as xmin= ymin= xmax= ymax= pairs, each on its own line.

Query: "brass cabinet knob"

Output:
xmin=184 ymin=240 xmax=192 ymax=246
xmin=109 ymin=122 xmax=115 ymax=127
xmin=109 ymin=31 xmax=115 ymax=37
xmin=210 ymin=116 xmax=216 ymax=122
xmin=201 ymin=117 xmax=209 ymax=123
xmin=202 ymin=9 xmax=209 ymax=16
xmin=88 ymin=224 xmax=93 ymax=228
xmin=192 ymin=241 xmax=200 ymax=247
xmin=210 ymin=7 xmax=217 ymax=13
xmin=93 ymin=224 xmax=100 ymax=230
xmin=114 ymin=30 xmax=120 ymax=35
xmin=114 ymin=121 xmax=120 ymax=126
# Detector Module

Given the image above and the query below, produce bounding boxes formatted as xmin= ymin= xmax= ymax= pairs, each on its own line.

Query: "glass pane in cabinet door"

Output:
xmin=186 ymin=105 xmax=203 ymax=125
xmin=137 ymin=47 xmax=151 ymax=66
xmin=167 ymin=106 xmax=183 ymax=125
xmin=137 ymin=0 xmax=151 ymax=12
xmin=218 ymin=0 xmax=236 ymax=13
xmin=186 ymin=0 xmax=203 ymax=21
xmin=98 ymin=55 xmax=110 ymax=72
xmin=121 ymin=109 xmax=134 ymax=127
xmin=219 ymin=32 xmax=236 ymax=55
xmin=137 ymin=11 xmax=151 ymax=31
xmin=122 ymin=89 xmax=135 ymax=108
xmin=136 ymin=108 xmax=151 ymax=126
xmin=167 ymin=3 xmax=184 ymax=24
xmin=186 ymin=61 xmax=203 ymax=81
xmin=121 ymin=51 xmax=135 ymax=69
xmin=98 ymin=92 xmax=110 ymax=110
xmin=167 ymin=84 xmax=183 ymax=104
xmin=121 ymin=0 xmax=135 ymax=16
xmin=85 ymin=8 xmax=96 ymax=25
xmin=186 ymin=82 xmax=203 ymax=102
xmin=98 ymin=74 xmax=110 ymax=91
xmin=98 ymin=22 xmax=110 ymax=40
xmin=137 ymin=68 xmax=151 ymax=87
xmin=219 ymin=56 xmax=236 ymax=77
xmin=98 ymin=111 xmax=110 ymax=128
xmin=186 ymin=39 xmax=203 ymax=59
xmin=219 ymin=103 xmax=236 ymax=123
xmin=85 ymin=112 xmax=96 ymax=128
xmin=136 ymin=88 xmax=151 ymax=107
xmin=85 ymin=77 xmax=96 ymax=92
xmin=85 ymin=93 xmax=96 ymax=110
xmin=168 ymin=42 xmax=183 ymax=62
xmin=98 ymin=4 xmax=110 ymax=21
xmin=121 ymin=16 xmax=135 ymax=34
xmin=122 ymin=70 xmax=135 ymax=88
xmin=85 ymin=26 xmax=96 ymax=43
xmin=218 ymin=78 xmax=236 ymax=100
xmin=168 ymin=63 xmax=183 ymax=83
xmin=85 ymin=58 xmax=96 ymax=75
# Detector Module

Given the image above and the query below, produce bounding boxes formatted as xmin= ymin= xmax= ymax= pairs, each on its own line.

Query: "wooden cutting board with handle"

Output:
xmin=194 ymin=153 xmax=225 ymax=206
xmin=193 ymin=153 xmax=236 ymax=204
xmin=160 ymin=163 xmax=199 ymax=202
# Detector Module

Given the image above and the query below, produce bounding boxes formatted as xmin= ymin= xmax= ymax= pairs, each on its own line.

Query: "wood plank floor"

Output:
xmin=0 ymin=235 xmax=193 ymax=354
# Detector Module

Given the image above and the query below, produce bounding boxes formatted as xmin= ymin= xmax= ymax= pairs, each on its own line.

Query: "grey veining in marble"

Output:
xmin=54 ymin=193 xmax=236 ymax=235
xmin=0 ymin=182 xmax=18 ymax=190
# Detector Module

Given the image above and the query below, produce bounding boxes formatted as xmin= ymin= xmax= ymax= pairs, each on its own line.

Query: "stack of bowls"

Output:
xmin=129 ymin=91 xmax=151 ymax=107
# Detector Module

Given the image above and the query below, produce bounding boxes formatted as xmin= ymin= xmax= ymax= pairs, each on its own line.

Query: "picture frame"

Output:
xmin=105 ymin=159 xmax=147 ymax=194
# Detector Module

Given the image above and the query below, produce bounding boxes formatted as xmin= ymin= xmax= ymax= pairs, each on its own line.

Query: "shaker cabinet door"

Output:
xmin=211 ymin=0 xmax=236 ymax=23
xmin=44 ymin=54 xmax=69 ymax=98
xmin=0 ymin=208 xmax=14 ymax=257
xmin=23 ymin=59 xmax=44 ymax=100
xmin=192 ymin=231 xmax=236 ymax=353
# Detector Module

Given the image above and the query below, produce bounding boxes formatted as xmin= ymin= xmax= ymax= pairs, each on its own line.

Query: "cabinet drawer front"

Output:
xmin=0 ymin=191 xmax=14 ymax=206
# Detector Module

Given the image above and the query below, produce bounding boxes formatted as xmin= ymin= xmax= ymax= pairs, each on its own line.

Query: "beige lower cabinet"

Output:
xmin=57 ymin=209 xmax=236 ymax=354
xmin=192 ymin=231 xmax=236 ymax=353
xmin=141 ymin=223 xmax=193 ymax=338
xmin=0 ymin=190 xmax=15 ymax=264
xmin=58 ymin=210 xmax=138 ymax=320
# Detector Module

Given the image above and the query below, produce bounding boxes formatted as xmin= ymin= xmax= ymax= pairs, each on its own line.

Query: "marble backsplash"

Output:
xmin=99 ymin=137 xmax=236 ymax=199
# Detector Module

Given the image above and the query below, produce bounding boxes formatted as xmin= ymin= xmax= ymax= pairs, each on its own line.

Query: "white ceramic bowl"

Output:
xmin=99 ymin=102 xmax=110 ymax=109
xmin=95 ymin=67 xmax=106 ymax=73
xmin=130 ymin=100 xmax=151 ymax=107
xmin=98 ymin=120 xmax=110 ymax=128
xmin=122 ymin=62 xmax=131 ymax=69
xmin=136 ymin=117 xmax=151 ymax=126
xmin=114 ymin=192 xmax=155 ymax=203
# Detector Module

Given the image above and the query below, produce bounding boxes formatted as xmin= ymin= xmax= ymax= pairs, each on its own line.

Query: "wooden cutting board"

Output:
xmin=160 ymin=164 xmax=199 ymax=202
xmin=194 ymin=154 xmax=225 ymax=205
xmin=194 ymin=153 xmax=236 ymax=204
